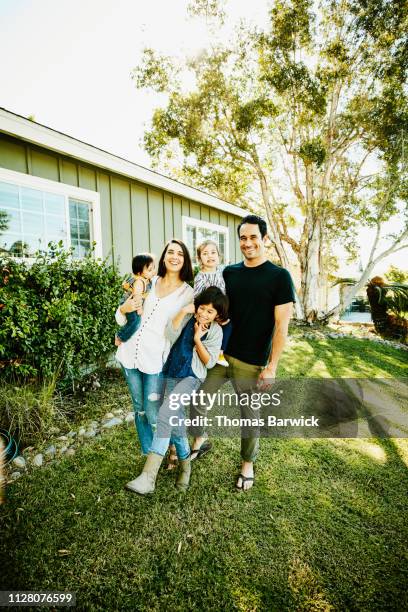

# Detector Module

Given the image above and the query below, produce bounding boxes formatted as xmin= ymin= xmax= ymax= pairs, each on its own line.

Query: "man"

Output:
xmin=190 ymin=214 xmax=296 ymax=491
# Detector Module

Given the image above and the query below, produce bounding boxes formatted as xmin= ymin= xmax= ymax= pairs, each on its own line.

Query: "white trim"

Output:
xmin=0 ymin=108 xmax=246 ymax=219
xmin=182 ymin=215 xmax=230 ymax=264
xmin=0 ymin=167 xmax=102 ymax=259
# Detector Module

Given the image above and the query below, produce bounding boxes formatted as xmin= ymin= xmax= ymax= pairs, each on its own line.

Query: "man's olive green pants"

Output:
xmin=190 ymin=354 xmax=263 ymax=463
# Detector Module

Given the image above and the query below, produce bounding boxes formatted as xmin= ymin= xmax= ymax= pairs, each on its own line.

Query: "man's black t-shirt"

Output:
xmin=223 ymin=261 xmax=296 ymax=366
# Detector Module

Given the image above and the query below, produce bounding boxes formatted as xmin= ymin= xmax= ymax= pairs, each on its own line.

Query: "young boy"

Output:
xmin=115 ymin=253 xmax=155 ymax=345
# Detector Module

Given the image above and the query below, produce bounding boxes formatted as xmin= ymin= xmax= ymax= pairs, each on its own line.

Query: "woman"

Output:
xmin=125 ymin=286 xmax=229 ymax=495
xmin=116 ymin=240 xmax=194 ymax=461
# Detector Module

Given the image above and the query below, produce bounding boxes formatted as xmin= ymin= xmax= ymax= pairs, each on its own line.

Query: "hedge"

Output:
xmin=0 ymin=245 xmax=123 ymax=385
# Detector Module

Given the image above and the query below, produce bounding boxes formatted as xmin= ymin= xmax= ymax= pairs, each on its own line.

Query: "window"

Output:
xmin=182 ymin=216 xmax=229 ymax=265
xmin=0 ymin=168 xmax=102 ymax=259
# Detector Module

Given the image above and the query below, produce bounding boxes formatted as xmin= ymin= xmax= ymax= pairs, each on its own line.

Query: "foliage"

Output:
xmin=375 ymin=283 xmax=408 ymax=319
xmin=131 ymin=48 xmax=179 ymax=94
xmin=366 ymin=276 xmax=407 ymax=341
xmin=0 ymin=210 xmax=8 ymax=234
xmin=0 ymin=245 xmax=122 ymax=384
xmin=133 ymin=0 xmax=408 ymax=321
xmin=331 ymin=277 xmax=357 ymax=287
xmin=385 ymin=265 xmax=408 ymax=284
xmin=187 ymin=0 xmax=227 ymax=24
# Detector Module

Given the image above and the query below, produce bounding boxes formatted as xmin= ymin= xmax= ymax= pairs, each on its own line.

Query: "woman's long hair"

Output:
xmin=157 ymin=239 xmax=193 ymax=283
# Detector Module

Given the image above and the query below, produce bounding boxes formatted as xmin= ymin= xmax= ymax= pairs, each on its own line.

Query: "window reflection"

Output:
xmin=0 ymin=181 xmax=92 ymax=259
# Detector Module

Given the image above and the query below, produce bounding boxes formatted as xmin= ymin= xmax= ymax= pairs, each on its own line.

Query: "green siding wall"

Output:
xmin=79 ymin=166 xmax=97 ymax=192
xmin=148 ymin=189 xmax=165 ymax=258
xmin=61 ymin=159 xmax=78 ymax=186
xmin=131 ymin=184 xmax=149 ymax=253
xmin=97 ymin=173 xmax=113 ymax=260
xmin=190 ymin=202 xmax=200 ymax=220
xmin=0 ymin=138 xmax=27 ymax=173
xmin=172 ymin=197 xmax=182 ymax=239
xmin=200 ymin=206 xmax=210 ymax=221
xmin=0 ymin=134 xmax=242 ymax=274
xmin=30 ymin=149 xmax=60 ymax=181
xmin=111 ymin=177 xmax=132 ymax=270
xmin=163 ymin=194 xmax=173 ymax=243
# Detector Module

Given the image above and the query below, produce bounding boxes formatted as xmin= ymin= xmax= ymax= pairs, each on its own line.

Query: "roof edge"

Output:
xmin=0 ymin=107 xmax=246 ymax=218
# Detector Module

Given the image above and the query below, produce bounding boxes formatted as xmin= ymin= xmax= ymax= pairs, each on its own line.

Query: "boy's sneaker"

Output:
xmin=217 ymin=353 xmax=229 ymax=367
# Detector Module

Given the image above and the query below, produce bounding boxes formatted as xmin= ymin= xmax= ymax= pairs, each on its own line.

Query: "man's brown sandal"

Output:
xmin=235 ymin=473 xmax=254 ymax=492
xmin=190 ymin=441 xmax=212 ymax=461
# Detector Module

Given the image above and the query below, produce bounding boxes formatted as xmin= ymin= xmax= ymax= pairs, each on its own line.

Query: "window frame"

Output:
xmin=182 ymin=215 xmax=230 ymax=265
xmin=0 ymin=167 xmax=102 ymax=261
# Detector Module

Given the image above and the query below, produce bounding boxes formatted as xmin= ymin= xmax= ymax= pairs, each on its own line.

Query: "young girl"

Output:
xmin=125 ymin=286 xmax=229 ymax=495
xmin=194 ymin=240 xmax=232 ymax=367
xmin=115 ymin=253 xmax=155 ymax=345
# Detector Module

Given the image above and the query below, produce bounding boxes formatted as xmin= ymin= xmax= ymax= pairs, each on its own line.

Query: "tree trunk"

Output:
xmin=257 ymin=170 xmax=290 ymax=268
xmin=255 ymin=162 xmax=305 ymax=319
xmin=324 ymin=261 xmax=377 ymax=320
xmin=300 ymin=218 xmax=322 ymax=322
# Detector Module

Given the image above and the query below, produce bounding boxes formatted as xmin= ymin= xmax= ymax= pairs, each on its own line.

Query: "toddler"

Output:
xmin=194 ymin=240 xmax=232 ymax=366
xmin=115 ymin=253 xmax=155 ymax=345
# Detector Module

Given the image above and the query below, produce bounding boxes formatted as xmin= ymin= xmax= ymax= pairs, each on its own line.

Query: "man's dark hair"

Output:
xmin=132 ymin=253 xmax=154 ymax=275
xmin=157 ymin=239 xmax=194 ymax=283
xmin=194 ymin=286 xmax=229 ymax=323
xmin=237 ymin=214 xmax=268 ymax=238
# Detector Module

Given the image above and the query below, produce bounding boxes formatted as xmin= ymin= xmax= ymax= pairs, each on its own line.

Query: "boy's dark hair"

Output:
xmin=132 ymin=253 xmax=154 ymax=275
xmin=237 ymin=214 xmax=268 ymax=238
xmin=194 ymin=286 xmax=229 ymax=323
xmin=157 ymin=239 xmax=194 ymax=283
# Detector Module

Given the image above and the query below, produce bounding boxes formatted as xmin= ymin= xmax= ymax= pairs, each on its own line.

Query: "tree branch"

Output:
xmin=373 ymin=228 xmax=408 ymax=265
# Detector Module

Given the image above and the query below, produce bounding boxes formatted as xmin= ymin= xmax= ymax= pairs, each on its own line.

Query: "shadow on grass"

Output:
xmin=1 ymin=340 xmax=407 ymax=610
xmin=1 ymin=423 xmax=407 ymax=611
xmin=280 ymin=337 xmax=408 ymax=379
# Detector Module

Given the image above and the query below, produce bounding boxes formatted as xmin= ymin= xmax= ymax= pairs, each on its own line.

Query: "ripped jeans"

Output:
xmin=150 ymin=376 xmax=202 ymax=460
xmin=121 ymin=366 xmax=164 ymax=455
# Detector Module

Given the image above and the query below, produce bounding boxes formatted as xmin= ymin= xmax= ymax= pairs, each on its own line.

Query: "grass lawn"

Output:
xmin=1 ymin=335 xmax=408 ymax=611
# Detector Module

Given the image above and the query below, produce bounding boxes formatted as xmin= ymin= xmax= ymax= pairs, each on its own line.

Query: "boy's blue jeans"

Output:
xmin=221 ymin=321 xmax=233 ymax=352
xmin=117 ymin=310 xmax=141 ymax=342
xmin=121 ymin=366 xmax=163 ymax=454
xmin=150 ymin=376 xmax=202 ymax=460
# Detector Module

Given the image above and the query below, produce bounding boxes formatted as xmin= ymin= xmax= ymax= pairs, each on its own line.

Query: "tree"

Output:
xmin=0 ymin=210 xmax=9 ymax=233
xmin=133 ymin=0 xmax=408 ymax=321
xmin=9 ymin=240 xmax=30 ymax=257
xmin=366 ymin=276 xmax=408 ymax=341
xmin=385 ymin=265 xmax=408 ymax=284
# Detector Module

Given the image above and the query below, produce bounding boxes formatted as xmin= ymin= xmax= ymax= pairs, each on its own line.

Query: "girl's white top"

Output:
xmin=193 ymin=266 xmax=226 ymax=296
xmin=115 ymin=276 xmax=194 ymax=374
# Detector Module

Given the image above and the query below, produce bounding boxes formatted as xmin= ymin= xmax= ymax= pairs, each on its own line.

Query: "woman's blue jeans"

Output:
xmin=121 ymin=366 xmax=164 ymax=455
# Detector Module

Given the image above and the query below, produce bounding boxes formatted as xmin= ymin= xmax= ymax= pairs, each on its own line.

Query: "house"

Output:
xmin=0 ymin=108 xmax=245 ymax=274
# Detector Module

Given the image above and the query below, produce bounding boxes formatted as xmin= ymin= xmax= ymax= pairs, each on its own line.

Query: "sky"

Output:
xmin=0 ymin=0 xmax=267 ymax=164
xmin=0 ymin=0 xmax=405 ymax=275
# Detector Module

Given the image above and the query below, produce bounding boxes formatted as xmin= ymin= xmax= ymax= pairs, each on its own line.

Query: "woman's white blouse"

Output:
xmin=115 ymin=276 xmax=194 ymax=374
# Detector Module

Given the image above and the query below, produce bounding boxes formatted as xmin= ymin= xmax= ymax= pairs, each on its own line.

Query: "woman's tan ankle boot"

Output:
xmin=125 ymin=453 xmax=163 ymax=495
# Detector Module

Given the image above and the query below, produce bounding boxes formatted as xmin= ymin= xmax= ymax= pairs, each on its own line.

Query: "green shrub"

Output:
xmin=0 ymin=245 xmax=123 ymax=385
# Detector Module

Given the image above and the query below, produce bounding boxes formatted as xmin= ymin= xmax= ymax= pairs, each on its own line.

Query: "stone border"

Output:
xmin=298 ymin=329 xmax=407 ymax=350
xmin=6 ymin=408 xmax=135 ymax=483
